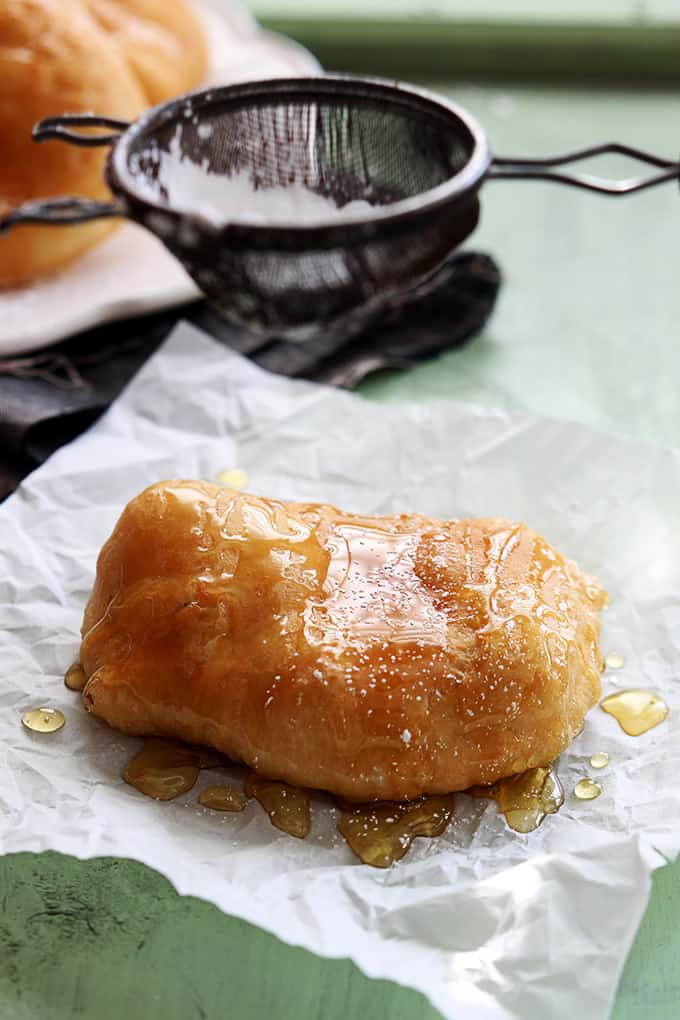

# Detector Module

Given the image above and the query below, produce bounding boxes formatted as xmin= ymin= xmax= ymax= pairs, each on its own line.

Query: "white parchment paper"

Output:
xmin=1 ymin=323 xmax=679 ymax=1020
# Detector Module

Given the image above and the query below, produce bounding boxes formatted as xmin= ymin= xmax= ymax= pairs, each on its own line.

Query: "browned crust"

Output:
xmin=81 ymin=481 xmax=606 ymax=801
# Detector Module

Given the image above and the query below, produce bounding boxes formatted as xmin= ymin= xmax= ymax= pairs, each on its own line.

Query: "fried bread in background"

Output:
xmin=85 ymin=0 xmax=208 ymax=105
xmin=0 ymin=0 xmax=207 ymax=288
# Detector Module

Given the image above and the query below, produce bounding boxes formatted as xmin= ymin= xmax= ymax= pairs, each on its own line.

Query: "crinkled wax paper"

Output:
xmin=1 ymin=323 xmax=679 ymax=1020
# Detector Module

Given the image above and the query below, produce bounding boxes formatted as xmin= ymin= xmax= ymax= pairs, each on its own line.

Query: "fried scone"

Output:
xmin=0 ymin=0 xmax=207 ymax=287
xmin=0 ymin=0 xmax=147 ymax=287
xmin=85 ymin=0 xmax=208 ymax=105
xmin=80 ymin=482 xmax=607 ymax=801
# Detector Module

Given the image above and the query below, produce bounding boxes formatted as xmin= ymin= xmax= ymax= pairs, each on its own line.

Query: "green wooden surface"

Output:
xmin=253 ymin=0 xmax=680 ymax=82
xmin=256 ymin=1 xmax=643 ymax=20
xmin=2 ymin=81 xmax=680 ymax=1019
xmin=255 ymin=0 xmax=680 ymax=24
xmin=258 ymin=17 xmax=680 ymax=82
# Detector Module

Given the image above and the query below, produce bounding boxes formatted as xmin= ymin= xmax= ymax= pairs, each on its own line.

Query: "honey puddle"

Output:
xmin=589 ymin=751 xmax=609 ymax=770
xmin=22 ymin=707 xmax=65 ymax=734
xmin=600 ymin=689 xmax=669 ymax=736
xmin=573 ymin=778 xmax=601 ymax=801
xmin=124 ymin=738 xmax=225 ymax=801
xmin=469 ymin=766 xmax=564 ymax=834
xmin=120 ymin=737 xmax=638 ymax=862
xmin=215 ymin=468 xmax=249 ymax=490
xmin=337 ymin=796 xmax=455 ymax=868
xmin=199 ymin=785 xmax=246 ymax=812
xmin=64 ymin=662 xmax=87 ymax=692
xmin=244 ymin=773 xmax=311 ymax=838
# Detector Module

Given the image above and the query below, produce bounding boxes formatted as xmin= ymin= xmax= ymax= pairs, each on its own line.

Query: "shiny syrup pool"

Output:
xmin=199 ymin=785 xmax=246 ymax=812
xmin=573 ymin=778 xmax=601 ymax=801
xmin=21 ymin=707 xmax=65 ymax=733
xmin=337 ymin=795 xmax=455 ymax=868
xmin=600 ymin=689 xmax=669 ymax=736
xmin=124 ymin=738 xmax=224 ymax=800
xmin=244 ymin=773 xmax=311 ymax=838
xmin=469 ymin=765 xmax=564 ymax=833
xmin=64 ymin=662 xmax=87 ymax=692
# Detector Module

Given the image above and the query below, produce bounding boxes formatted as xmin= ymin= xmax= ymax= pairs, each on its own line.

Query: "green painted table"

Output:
xmin=2 ymin=81 xmax=679 ymax=1020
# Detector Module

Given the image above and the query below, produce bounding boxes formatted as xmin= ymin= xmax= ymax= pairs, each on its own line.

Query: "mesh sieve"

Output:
xmin=1 ymin=76 xmax=677 ymax=341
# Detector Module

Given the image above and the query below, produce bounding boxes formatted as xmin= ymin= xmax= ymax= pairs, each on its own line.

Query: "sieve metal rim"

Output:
xmin=105 ymin=74 xmax=492 ymax=243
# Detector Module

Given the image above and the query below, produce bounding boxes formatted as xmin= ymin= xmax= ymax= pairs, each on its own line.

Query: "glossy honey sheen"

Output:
xmin=573 ymin=778 xmax=601 ymax=801
xmin=21 ymin=707 xmax=65 ymax=733
xmin=123 ymin=737 xmax=230 ymax=801
xmin=64 ymin=663 xmax=87 ymax=692
xmin=337 ymin=795 xmax=455 ymax=867
xmin=469 ymin=765 xmax=564 ymax=833
xmin=81 ymin=483 xmax=607 ymax=802
xmin=199 ymin=785 xmax=246 ymax=812
xmin=600 ymin=689 xmax=669 ymax=736
xmin=244 ymin=773 xmax=311 ymax=838
xmin=215 ymin=469 xmax=249 ymax=490
xmin=124 ymin=738 xmax=202 ymax=800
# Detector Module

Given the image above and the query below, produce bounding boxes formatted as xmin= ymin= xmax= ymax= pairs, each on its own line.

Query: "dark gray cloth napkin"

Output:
xmin=0 ymin=251 xmax=501 ymax=499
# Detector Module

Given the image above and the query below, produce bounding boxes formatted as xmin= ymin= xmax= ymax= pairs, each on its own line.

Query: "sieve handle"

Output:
xmin=488 ymin=142 xmax=679 ymax=195
xmin=32 ymin=114 xmax=130 ymax=147
xmin=0 ymin=197 xmax=122 ymax=234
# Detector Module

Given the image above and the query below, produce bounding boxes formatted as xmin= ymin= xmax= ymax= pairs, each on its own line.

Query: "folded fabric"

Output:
xmin=0 ymin=251 xmax=500 ymax=498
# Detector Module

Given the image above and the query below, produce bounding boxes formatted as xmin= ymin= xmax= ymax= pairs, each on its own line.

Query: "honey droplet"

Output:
xmin=245 ymin=773 xmax=311 ymax=838
xmin=199 ymin=785 xmax=246 ymax=812
xmin=216 ymin=468 xmax=248 ymax=490
xmin=124 ymin=738 xmax=201 ymax=800
xmin=589 ymin=751 xmax=609 ymax=769
xmin=600 ymin=689 xmax=669 ymax=736
xmin=21 ymin=707 xmax=65 ymax=733
xmin=469 ymin=765 xmax=564 ymax=834
xmin=605 ymin=651 xmax=624 ymax=670
xmin=337 ymin=795 xmax=455 ymax=868
xmin=64 ymin=662 xmax=87 ymax=692
xmin=573 ymin=778 xmax=602 ymax=801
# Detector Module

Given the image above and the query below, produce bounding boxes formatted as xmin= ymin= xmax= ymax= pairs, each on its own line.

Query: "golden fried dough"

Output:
xmin=0 ymin=0 xmax=147 ymax=287
xmin=0 ymin=0 xmax=207 ymax=287
xmin=80 ymin=482 xmax=606 ymax=801
xmin=85 ymin=0 xmax=207 ymax=106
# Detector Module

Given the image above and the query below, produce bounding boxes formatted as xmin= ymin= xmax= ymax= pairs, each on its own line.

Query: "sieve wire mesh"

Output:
xmin=118 ymin=84 xmax=483 ymax=339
